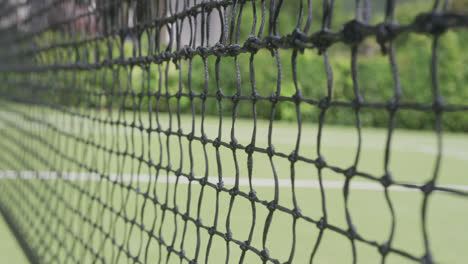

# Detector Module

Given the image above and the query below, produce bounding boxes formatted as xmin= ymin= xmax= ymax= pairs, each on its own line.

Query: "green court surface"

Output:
xmin=0 ymin=214 xmax=29 ymax=263
xmin=0 ymin=104 xmax=467 ymax=263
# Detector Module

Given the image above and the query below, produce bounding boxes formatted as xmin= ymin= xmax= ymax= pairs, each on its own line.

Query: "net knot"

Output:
xmin=347 ymin=225 xmax=358 ymax=240
xmin=267 ymin=200 xmax=277 ymax=211
xmin=344 ymin=166 xmax=356 ymax=179
xmin=312 ymin=29 xmax=334 ymax=54
xmin=376 ymin=22 xmax=397 ymax=54
xmin=199 ymin=177 xmax=207 ymax=186
xmin=432 ymin=96 xmax=445 ymax=114
xmin=201 ymin=133 xmax=208 ymax=145
xmin=290 ymin=28 xmax=308 ymax=51
xmin=160 ymin=51 xmax=172 ymax=60
xmin=421 ymin=181 xmax=435 ymax=195
xmin=387 ymin=97 xmax=399 ymax=112
xmin=261 ymin=249 xmax=270 ymax=261
xmin=216 ymin=181 xmax=224 ymax=190
xmin=181 ymin=213 xmax=189 ymax=222
xmin=187 ymin=132 xmax=194 ymax=141
xmin=189 ymin=90 xmax=195 ymax=100
xmin=166 ymin=246 xmax=173 ymax=254
xmin=319 ymin=97 xmax=330 ymax=109
xmin=216 ymin=90 xmax=224 ymax=101
xmin=342 ymin=20 xmax=366 ymax=45
xmin=213 ymin=138 xmax=221 ymax=148
xmin=232 ymin=93 xmax=240 ymax=104
xmin=145 ymin=56 xmax=154 ymax=65
xmin=270 ymin=92 xmax=279 ymax=104
xmin=266 ymin=145 xmax=275 ymax=157
xmin=245 ymin=143 xmax=255 ymax=154
xmin=266 ymin=36 xmax=281 ymax=55
xmin=381 ymin=172 xmax=393 ymax=188
xmin=292 ymin=207 xmax=302 ymax=218
xmin=244 ymin=36 xmax=262 ymax=53
xmin=293 ymin=90 xmax=302 ymax=104
xmin=208 ymin=226 xmax=216 ymax=236
xmin=181 ymin=45 xmax=194 ymax=58
xmin=317 ymin=217 xmax=327 ymax=230
xmin=229 ymin=187 xmax=239 ymax=196
xmin=414 ymin=12 xmax=448 ymax=35
xmin=251 ymin=91 xmax=259 ymax=102
xmin=177 ymin=129 xmax=183 ymax=137
xmin=226 ymin=44 xmax=242 ymax=56
xmin=249 ymin=190 xmax=257 ymax=201
xmin=288 ymin=151 xmax=298 ymax=163
xmin=224 ymin=231 xmax=232 ymax=242
xmin=240 ymin=241 xmax=249 ymax=251
xmin=196 ymin=46 xmax=210 ymax=57
xmin=315 ymin=155 xmax=326 ymax=169
xmin=230 ymin=138 xmax=238 ymax=150
xmin=352 ymin=97 xmax=363 ymax=110
xmin=213 ymin=42 xmax=226 ymax=56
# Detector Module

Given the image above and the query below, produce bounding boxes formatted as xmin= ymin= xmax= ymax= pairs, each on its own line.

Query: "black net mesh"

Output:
xmin=0 ymin=0 xmax=468 ymax=263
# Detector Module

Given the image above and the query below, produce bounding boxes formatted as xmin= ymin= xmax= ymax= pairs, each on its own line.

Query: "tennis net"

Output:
xmin=0 ymin=0 xmax=468 ymax=263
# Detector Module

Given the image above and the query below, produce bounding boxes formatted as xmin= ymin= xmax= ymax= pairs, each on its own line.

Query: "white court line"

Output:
xmin=1 ymin=170 xmax=468 ymax=193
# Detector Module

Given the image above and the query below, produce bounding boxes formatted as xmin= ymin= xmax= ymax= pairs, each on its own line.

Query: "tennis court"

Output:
xmin=1 ymin=104 xmax=467 ymax=263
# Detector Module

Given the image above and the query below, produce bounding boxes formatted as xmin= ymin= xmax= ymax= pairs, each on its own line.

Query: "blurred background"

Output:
xmin=1 ymin=0 xmax=467 ymax=132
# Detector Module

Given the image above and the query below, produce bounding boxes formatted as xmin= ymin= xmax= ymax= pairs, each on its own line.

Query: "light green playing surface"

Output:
xmin=0 ymin=103 xmax=467 ymax=263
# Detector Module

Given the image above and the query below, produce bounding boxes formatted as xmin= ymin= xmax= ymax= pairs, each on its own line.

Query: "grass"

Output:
xmin=0 ymin=102 xmax=467 ymax=263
